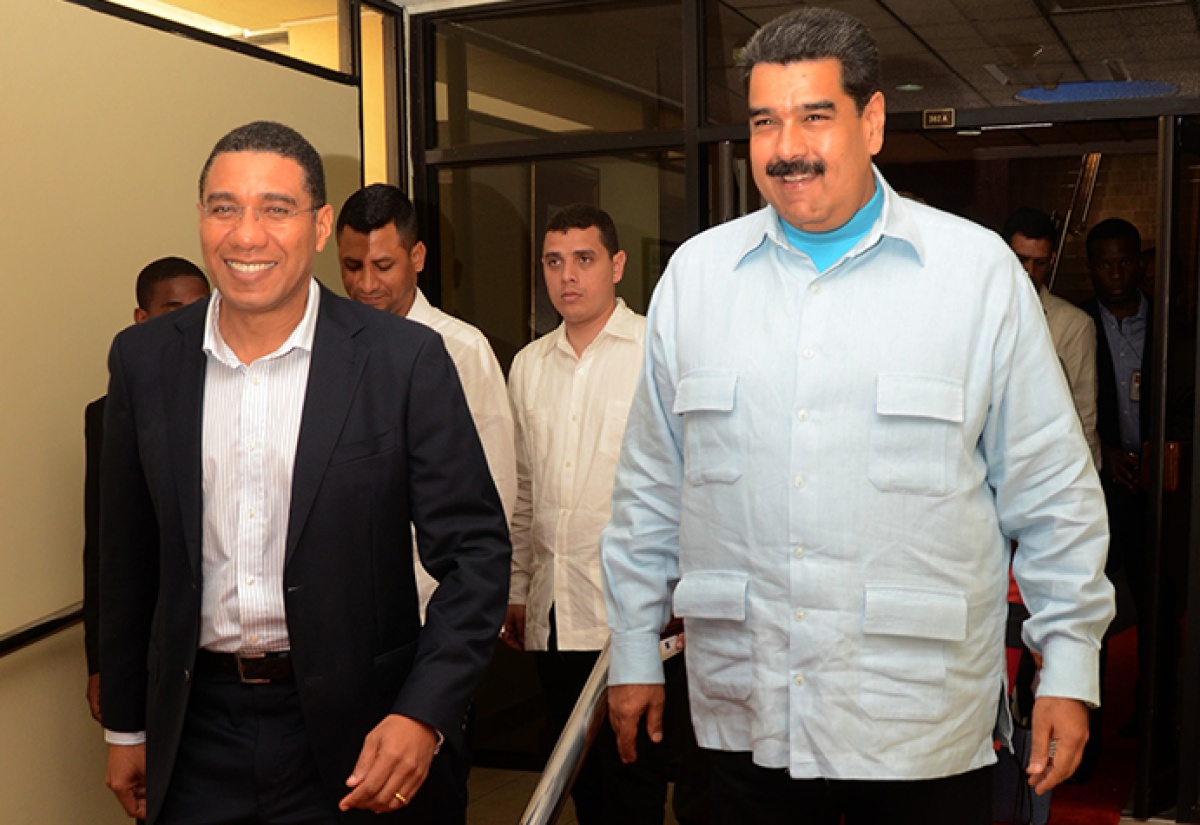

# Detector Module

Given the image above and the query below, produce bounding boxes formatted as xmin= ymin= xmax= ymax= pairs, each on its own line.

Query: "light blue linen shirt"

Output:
xmin=600 ymin=172 xmax=1115 ymax=780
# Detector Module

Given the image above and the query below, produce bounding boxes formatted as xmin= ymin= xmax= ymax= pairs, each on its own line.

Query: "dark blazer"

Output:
xmin=83 ymin=395 xmax=105 ymax=675
xmin=1081 ymin=296 xmax=1153 ymax=453
xmin=99 ymin=285 xmax=511 ymax=824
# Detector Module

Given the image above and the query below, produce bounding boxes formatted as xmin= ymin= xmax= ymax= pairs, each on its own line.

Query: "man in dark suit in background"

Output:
xmin=1081 ymin=218 xmax=1150 ymax=598
xmin=84 ymin=256 xmax=210 ymax=722
xmin=100 ymin=121 xmax=510 ymax=824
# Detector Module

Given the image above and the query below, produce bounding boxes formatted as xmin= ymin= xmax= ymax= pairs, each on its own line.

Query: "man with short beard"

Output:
xmin=600 ymin=8 xmax=1114 ymax=824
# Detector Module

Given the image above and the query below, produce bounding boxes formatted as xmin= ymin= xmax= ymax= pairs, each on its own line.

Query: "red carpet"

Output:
xmin=1031 ymin=627 xmax=1137 ymax=825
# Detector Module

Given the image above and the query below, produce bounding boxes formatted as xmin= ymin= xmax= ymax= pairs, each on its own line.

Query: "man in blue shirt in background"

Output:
xmin=600 ymin=8 xmax=1114 ymax=824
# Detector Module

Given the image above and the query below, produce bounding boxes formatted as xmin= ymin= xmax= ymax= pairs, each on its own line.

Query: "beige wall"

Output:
xmin=0 ymin=1 xmax=360 ymax=821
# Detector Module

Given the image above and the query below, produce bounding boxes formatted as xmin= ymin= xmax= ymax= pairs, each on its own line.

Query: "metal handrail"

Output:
xmin=0 ymin=601 xmax=84 ymax=660
xmin=518 ymin=641 xmax=610 ymax=825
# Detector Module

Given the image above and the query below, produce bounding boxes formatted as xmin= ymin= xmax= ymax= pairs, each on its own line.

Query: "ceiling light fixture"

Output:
xmin=896 ymin=82 xmax=924 ymax=92
xmin=1015 ymin=80 xmax=1178 ymax=103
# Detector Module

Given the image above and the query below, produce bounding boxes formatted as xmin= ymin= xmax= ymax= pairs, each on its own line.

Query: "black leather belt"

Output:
xmin=197 ymin=649 xmax=294 ymax=684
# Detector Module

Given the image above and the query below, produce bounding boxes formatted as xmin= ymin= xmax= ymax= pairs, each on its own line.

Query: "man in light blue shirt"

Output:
xmin=600 ymin=8 xmax=1114 ymax=824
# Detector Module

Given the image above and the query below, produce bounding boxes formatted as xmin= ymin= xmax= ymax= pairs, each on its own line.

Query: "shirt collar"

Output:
xmin=203 ymin=277 xmax=321 ymax=367
xmin=545 ymin=298 xmax=638 ymax=358
xmin=1098 ymin=291 xmax=1149 ymax=328
xmin=734 ymin=166 xmax=927 ymax=271
xmin=406 ymin=288 xmax=434 ymax=324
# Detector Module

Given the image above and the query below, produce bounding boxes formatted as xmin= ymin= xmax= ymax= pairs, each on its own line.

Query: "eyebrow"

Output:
xmin=203 ymin=191 xmax=300 ymax=206
xmin=749 ymin=100 xmax=837 ymax=118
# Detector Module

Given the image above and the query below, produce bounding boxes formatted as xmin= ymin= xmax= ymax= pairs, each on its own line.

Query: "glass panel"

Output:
xmin=704 ymin=0 xmax=757 ymax=126
xmin=361 ymin=4 xmax=398 ymax=184
xmin=433 ymin=0 xmax=683 ymax=148
xmin=437 ymin=151 xmax=687 ymax=368
xmin=106 ymin=0 xmax=346 ymax=73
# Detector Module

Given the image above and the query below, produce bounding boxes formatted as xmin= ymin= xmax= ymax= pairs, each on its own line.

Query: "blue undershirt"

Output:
xmin=781 ymin=182 xmax=884 ymax=273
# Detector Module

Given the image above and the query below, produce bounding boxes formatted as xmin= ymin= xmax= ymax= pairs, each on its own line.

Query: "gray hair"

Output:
xmin=739 ymin=7 xmax=880 ymax=113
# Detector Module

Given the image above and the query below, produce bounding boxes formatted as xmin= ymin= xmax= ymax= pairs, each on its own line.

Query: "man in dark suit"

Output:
xmin=1080 ymin=218 xmax=1150 ymax=591
xmin=1080 ymin=217 xmax=1150 ymax=777
xmin=84 ymin=257 xmax=210 ymax=723
xmin=100 ymin=121 xmax=510 ymax=824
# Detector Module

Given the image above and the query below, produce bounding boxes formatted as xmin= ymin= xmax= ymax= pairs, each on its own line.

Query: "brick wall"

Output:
xmin=1010 ymin=152 xmax=1158 ymax=302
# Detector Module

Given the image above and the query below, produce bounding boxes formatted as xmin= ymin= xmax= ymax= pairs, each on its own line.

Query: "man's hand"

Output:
xmin=106 ymin=743 xmax=146 ymax=820
xmin=340 ymin=714 xmax=438 ymax=813
xmin=608 ymin=684 xmax=664 ymax=764
xmin=502 ymin=604 xmax=526 ymax=651
xmin=86 ymin=673 xmax=102 ymax=723
xmin=1027 ymin=696 xmax=1089 ymax=795
xmin=1102 ymin=445 xmax=1140 ymax=493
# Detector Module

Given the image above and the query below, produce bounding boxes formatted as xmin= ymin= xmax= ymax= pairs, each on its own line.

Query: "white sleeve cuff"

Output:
xmin=104 ymin=729 xmax=147 ymax=746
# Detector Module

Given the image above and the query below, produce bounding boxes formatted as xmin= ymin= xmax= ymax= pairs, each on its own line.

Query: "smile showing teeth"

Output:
xmin=227 ymin=260 xmax=275 ymax=273
xmin=783 ymin=174 xmax=814 ymax=183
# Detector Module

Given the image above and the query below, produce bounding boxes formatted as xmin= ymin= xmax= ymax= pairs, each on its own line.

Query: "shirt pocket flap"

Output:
xmin=673 ymin=571 xmax=748 ymax=621
xmin=875 ymin=374 xmax=965 ymax=423
xmin=673 ymin=371 xmax=737 ymax=414
xmin=862 ymin=584 xmax=967 ymax=642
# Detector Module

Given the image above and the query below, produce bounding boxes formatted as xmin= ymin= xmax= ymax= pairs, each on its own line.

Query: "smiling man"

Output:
xmin=99 ymin=121 xmax=510 ymax=824
xmin=600 ymin=9 xmax=1114 ymax=825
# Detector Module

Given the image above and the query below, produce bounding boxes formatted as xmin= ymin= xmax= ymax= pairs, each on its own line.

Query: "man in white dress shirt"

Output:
xmin=1002 ymin=207 xmax=1101 ymax=467
xmin=336 ymin=183 xmax=517 ymax=824
xmin=502 ymin=204 xmax=668 ymax=824
xmin=100 ymin=122 xmax=509 ymax=824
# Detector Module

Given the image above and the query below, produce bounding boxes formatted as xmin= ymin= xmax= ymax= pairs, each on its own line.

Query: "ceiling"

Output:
xmin=712 ymin=0 xmax=1200 ymax=113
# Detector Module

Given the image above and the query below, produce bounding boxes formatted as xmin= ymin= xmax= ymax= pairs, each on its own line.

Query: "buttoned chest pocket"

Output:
xmin=673 ymin=371 xmax=742 ymax=485
xmin=868 ymin=374 xmax=963 ymax=496
xmin=597 ymin=400 xmax=633 ymax=461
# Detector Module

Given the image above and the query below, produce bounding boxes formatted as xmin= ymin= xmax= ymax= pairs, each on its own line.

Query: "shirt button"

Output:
xmin=794 ymin=475 xmax=805 ymax=489
xmin=803 ymin=348 xmax=815 ymax=359
xmin=810 ymin=284 xmax=820 ymax=294
xmin=796 ymin=409 xmax=808 ymax=422
xmin=250 ymin=633 xmax=259 ymax=643
xmin=794 ymin=673 xmax=805 ymax=687
xmin=794 ymin=608 xmax=806 ymax=621
xmin=252 ymin=376 xmax=260 ymax=386
xmin=565 ymin=461 xmax=573 ymax=468
xmin=248 ymin=508 xmax=256 ymax=519
xmin=793 ymin=545 xmax=805 ymax=559
xmin=248 ymin=442 xmax=256 ymax=452
xmin=246 ymin=576 xmax=255 ymax=585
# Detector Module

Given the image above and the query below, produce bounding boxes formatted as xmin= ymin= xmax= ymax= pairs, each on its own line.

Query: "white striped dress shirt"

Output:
xmin=199 ymin=278 xmax=320 ymax=653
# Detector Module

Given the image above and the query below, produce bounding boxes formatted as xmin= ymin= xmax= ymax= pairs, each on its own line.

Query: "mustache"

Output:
xmin=766 ymin=158 xmax=826 ymax=178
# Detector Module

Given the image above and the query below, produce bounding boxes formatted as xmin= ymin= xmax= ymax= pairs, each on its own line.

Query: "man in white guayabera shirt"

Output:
xmin=599 ymin=9 xmax=1114 ymax=825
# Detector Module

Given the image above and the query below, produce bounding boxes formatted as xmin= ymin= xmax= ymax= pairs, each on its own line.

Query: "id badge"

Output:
xmin=1132 ymin=370 xmax=1142 ymax=402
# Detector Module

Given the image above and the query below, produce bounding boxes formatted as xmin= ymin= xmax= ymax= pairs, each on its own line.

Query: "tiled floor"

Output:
xmin=466 ymin=768 xmax=681 ymax=825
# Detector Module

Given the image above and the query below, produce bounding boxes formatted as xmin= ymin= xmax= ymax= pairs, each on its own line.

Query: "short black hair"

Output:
xmin=1086 ymin=217 xmax=1142 ymax=259
xmin=135 ymin=257 xmax=209 ymax=310
xmin=738 ymin=7 xmax=880 ymax=113
xmin=1002 ymin=207 xmax=1057 ymax=246
xmin=544 ymin=204 xmax=620 ymax=258
xmin=198 ymin=121 xmax=326 ymax=207
xmin=337 ymin=184 xmax=420 ymax=246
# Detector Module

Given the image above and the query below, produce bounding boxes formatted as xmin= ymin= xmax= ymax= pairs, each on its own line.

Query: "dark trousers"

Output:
xmin=709 ymin=750 xmax=993 ymax=825
xmin=158 ymin=657 xmax=433 ymax=824
xmin=534 ymin=613 xmax=668 ymax=825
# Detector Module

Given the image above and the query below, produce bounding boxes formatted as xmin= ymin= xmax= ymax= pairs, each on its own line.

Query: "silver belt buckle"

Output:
xmin=235 ymin=652 xmax=269 ymax=684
